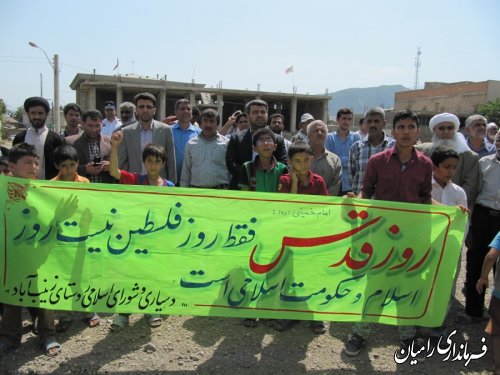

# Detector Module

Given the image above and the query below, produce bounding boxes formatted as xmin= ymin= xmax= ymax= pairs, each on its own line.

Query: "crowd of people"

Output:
xmin=0 ymin=93 xmax=499 ymax=372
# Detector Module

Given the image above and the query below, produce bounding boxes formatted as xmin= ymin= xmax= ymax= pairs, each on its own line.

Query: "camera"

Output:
xmin=93 ymin=156 xmax=102 ymax=166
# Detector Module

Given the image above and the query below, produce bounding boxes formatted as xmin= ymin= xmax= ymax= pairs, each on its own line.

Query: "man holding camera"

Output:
xmin=71 ymin=109 xmax=115 ymax=183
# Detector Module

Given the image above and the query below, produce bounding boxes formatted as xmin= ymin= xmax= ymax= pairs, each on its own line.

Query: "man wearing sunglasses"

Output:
xmin=416 ymin=112 xmax=479 ymax=208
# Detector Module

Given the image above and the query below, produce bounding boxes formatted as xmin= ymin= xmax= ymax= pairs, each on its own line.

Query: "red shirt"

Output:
xmin=361 ymin=146 xmax=432 ymax=204
xmin=119 ymin=170 xmax=174 ymax=187
xmin=278 ymin=171 xmax=329 ymax=196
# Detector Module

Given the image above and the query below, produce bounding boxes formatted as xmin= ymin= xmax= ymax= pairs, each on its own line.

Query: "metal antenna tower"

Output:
xmin=414 ymin=47 xmax=421 ymax=89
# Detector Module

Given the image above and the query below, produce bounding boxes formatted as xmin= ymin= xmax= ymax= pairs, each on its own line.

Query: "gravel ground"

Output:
xmin=0 ymin=249 xmax=494 ymax=374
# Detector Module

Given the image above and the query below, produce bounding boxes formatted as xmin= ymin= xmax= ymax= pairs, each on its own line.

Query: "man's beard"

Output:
xmin=122 ymin=116 xmax=136 ymax=126
xmin=250 ymin=115 xmax=267 ymax=129
xmin=30 ymin=118 xmax=46 ymax=129
xmin=431 ymin=133 xmax=470 ymax=154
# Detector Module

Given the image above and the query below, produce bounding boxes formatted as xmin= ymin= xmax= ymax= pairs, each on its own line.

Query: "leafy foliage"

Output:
xmin=477 ymin=98 xmax=500 ymax=124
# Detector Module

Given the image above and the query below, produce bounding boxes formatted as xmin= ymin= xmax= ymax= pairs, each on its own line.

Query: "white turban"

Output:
xmin=429 ymin=113 xmax=460 ymax=132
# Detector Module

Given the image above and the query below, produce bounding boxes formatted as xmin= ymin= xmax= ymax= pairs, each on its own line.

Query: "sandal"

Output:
xmin=110 ymin=314 xmax=129 ymax=332
xmin=311 ymin=321 xmax=327 ymax=334
xmin=87 ymin=313 xmax=100 ymax=328
xmin=41 ymin=336 xmax=61 ymax=357
xmin=272 ymin=319 xmax=296 ymax=332
xmin=146 ymin=314 xmax=163 ymax=328
xmin=55 ymin=320 xmax=72 ymax=333
xmin=242 ymin=318 xmax=259 ymax=328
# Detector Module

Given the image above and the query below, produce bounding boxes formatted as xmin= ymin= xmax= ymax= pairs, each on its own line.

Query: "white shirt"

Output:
xmin=432 ymin=177 xmax=468 ymax=207
xmin=25 ymin=125 xmax=48 ymax=179
xmin=101 ymin=117 xmax=122 ymax=137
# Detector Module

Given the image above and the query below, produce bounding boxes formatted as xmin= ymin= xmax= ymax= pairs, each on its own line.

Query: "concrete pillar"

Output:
xmin=217 ymin=94 xmax=224 ymax=127
xmin=322 ymin=99 xmax=329 ymax=123
xmin=116 ymin=85 xmax=123 ymax=109
xmin=77 ymin=86 xmax=88 ymax=110
xmin=159 ymin=90 xmax=167 ymax=120
xmin=189 ymin=91 xmax=196 ymax=106
xmin=89 ymin=87 xmax=97 ymax=110
xmin=290 ymin=97 xmax=298 ymax=134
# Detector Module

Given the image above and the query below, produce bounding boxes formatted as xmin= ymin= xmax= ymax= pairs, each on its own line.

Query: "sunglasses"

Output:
xmin=436 ymin=125 xmax=455 ymax=131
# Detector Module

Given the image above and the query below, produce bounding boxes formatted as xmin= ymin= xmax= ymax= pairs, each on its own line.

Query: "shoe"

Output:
xmin=41 ymin=336 xmax=61 ymax=357
xmin=87 ymin=313 xmax=101 ymax=328
xmin=344 ymin=334 xmax=365 ymax=357
xmin=110 ymin=314 xmax=129 ymax=332
xmin=146 ymin=314 xmax=163 ymax=328
xmin=399 ymin=337 xmax=426 ymax=363
xmin=311 ymin=321 xmax=327 ymax=334
xmin=242 ymin=318 xmax=259 ymax=328
xmin=272 ymin=319 xmax=296 ymax=332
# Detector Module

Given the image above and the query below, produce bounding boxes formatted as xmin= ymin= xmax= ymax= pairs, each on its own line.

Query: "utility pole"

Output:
xmin=29 ymin=42 xmax=60 ymax=132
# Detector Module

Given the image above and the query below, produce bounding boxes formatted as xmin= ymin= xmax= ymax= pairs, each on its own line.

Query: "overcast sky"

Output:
xmin=1 ymin=0 xmax=498 ymax=110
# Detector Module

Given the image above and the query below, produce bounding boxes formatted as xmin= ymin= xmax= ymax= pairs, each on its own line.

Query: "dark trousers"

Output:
xmin=490 ymin=296 xmax=500 ymax=375
xmin=465 ymin=204 xmax=500 ymax=317
xmin=0 ymin=304 xmax=55 ymax=346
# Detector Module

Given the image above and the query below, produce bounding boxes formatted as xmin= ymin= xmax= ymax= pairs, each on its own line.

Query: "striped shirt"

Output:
xmin=180 ymin=133 xmax=229 ymax=187
xmin=349 ymin=136 xmax=395 ymax=194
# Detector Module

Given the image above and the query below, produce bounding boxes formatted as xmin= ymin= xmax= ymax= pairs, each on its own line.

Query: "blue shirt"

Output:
xmin=467 ymin=138 xmax=496 ymax=159
xmin=325 ymin=131 xmax=360 ymax=191
xmin=491 ymin=232 xmax=500 ymax=298
xmin=171 ymin=122 xmax=201 ymax=181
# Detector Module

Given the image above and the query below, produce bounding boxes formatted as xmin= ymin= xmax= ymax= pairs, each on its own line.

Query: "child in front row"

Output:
xmin=238 ymin=128 xmax=288 ymax=328
xmin=430 ymin=145 xmax=468 ymax=341
xmin=0 ymin=143 xmax=61 ymax=356
xmin=50 ymin=145 xmax=101 ymax=332
xmin=277 ymin=142 xmax=329 ymax=334
xmin=109 ymin=130 xmax=173 ymax=331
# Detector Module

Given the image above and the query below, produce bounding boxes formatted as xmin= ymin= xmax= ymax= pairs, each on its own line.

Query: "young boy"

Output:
xmin=0 ymin=143 xmax=61 ymax=356
xmin=276 ymin=142 xmax=328 ymax=333
xmin=50 ymin=145 xmax=101 ymax=331
xmin=238 ymin=128 xmax=288 ymax=192
xmin=110 ymin=131 xmax=174 ymax=187
xmin=429 ymin=146 xmax=467 ymax=340
xmin=278 ymin=142 xmax=328 ymax=196
xmin=476 ymin=231 xmax=500 ymax=374
xmin=238 ymin=128 xmax=288 ymax=327
xmin=51 ymin=145 xmax=90 ymax=183
xmin=431 ymin=146 xmax=468 ymax=207
xmin=109 ymin=131 xmax=173 ymax=331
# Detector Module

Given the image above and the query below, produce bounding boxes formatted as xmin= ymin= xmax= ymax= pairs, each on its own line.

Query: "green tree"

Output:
xmin=14 ymin=105 xmax=24 ymax=122
xmin=0 ymin=99 xmax=5 ymax=117
xmin=477 ymin=98 xmax=500 ymax=124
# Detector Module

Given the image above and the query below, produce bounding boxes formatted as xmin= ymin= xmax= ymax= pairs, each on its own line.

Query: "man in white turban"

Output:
xmin=416 ymin=112 xmax=480 ymax=207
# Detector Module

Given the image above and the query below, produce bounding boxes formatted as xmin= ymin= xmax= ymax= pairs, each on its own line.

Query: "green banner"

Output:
xmin=0 ymin=175 xmax=466 ymax=326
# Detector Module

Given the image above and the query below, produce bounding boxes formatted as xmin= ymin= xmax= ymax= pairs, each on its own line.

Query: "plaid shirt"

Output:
xmin=348 ymin=135 xmax=395 ymax=194
xmin=88 ymin=141 xmax=101 ymax=183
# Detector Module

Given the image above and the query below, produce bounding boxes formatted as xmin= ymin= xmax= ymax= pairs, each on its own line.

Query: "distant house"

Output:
xmin=394 ymin=80 xmax=500 ymax=128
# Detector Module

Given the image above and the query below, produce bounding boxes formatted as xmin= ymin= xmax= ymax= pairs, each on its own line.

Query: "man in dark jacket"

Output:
xmin=13 ymin=97 xmax=65 ymax=180
xmin=225 ymin=99 xmax=288 ymax=189
xmin=67 ymin=109 xmax=116 ymax=184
